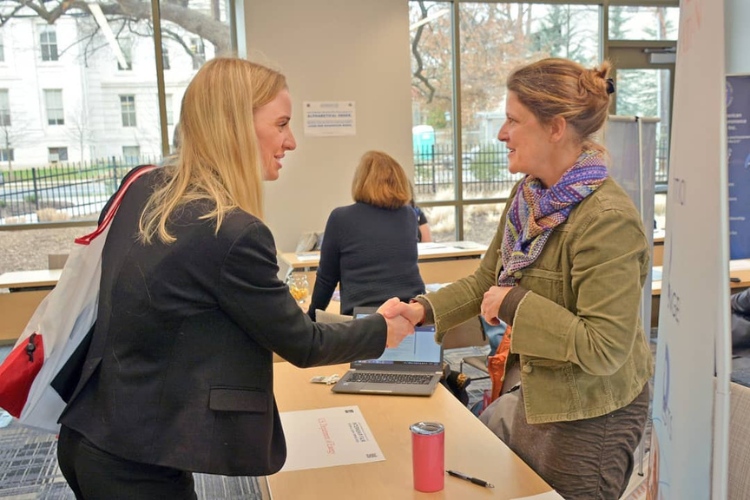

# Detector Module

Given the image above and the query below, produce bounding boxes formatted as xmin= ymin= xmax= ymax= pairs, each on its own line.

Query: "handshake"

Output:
xmin=376 ymin=298 xmax=426 ymax=349
xmin=374 ymin=285 xmax=513 ymax=349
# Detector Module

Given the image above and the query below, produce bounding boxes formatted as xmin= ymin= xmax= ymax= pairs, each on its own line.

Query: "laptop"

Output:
xmin=331 ymin=307 xmax=443 ymax=397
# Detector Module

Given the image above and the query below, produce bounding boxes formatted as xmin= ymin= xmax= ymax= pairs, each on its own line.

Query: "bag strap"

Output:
xmin=75 ymin=165 xmax=158 ymax=245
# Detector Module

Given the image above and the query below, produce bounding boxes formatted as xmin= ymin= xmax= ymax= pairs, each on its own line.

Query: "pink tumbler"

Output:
xmin=410 ymin=421 xmax=445 ymax=492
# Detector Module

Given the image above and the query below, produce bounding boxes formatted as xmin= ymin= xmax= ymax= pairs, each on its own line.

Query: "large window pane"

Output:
xmin=459 ymin=3 xmax=599 ymax=201
xmin=410 ymin=1 xmax=456 ymax=205
xmin=463 ymin=202 xmax=506 ymax=246
xmin=420 ymin=206 xmax=457 ymax=243
xmin=609 ymin=6 xmax=679 ymax=41
xmin=614 ymin=68 xmax=671 ymax=185
xmin=0 ymin=0 xmax=231 ymax=199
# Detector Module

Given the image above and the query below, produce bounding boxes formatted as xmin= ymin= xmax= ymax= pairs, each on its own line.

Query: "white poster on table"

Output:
xmin=303 ymin=101 xmax=356 ymax=136
xmin=649 ymin=0 xmax=731 ymax=499
xmin=279 ymin=405 xmax=384 ymax=472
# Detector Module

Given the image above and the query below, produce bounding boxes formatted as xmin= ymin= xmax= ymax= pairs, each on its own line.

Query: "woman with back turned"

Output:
xmin=308 ymin=150 xmax=425 ymax=319
xmin=55 ymin=58 xmax=413 ymax=499
xmin=393 ymin=58 xmax=654 ymax=499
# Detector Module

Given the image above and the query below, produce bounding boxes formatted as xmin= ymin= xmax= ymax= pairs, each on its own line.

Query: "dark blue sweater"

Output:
xmin=308 ymin=202 xmax=425 ymax=319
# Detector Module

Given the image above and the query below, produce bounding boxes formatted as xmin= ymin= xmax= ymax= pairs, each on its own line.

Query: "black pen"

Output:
xmin=446 ymin=469 xmax=495 ymax=488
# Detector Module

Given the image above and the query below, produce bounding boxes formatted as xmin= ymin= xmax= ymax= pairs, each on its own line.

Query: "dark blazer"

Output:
xmin=59 ymin=168 xmax=387 ymax=476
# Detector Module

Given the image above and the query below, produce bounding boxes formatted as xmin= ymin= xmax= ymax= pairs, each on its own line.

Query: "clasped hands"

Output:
xmin=377 ymin=285 xmax=514 ymax=347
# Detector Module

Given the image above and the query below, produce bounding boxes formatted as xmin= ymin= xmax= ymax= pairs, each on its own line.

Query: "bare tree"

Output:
xmin=66 ymin=102 xmax=94 ymax=163
xmin=0 ymin=0 xmax=231 ymax=61
xmin=0 ymin=116 xmax=35 ymax=177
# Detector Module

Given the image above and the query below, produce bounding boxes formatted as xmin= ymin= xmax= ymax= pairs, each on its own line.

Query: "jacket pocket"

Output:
xmin=516 ymin=267 xmax=563 ymax=304
xmin=209 ymin=386 xmax=268 ymax=413
xmin=521 ymin=358 xmax=580 ymax=416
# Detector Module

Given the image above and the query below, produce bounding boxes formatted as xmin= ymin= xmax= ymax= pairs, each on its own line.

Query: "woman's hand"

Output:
xmin=377 ymin=298 xmax=416 ymax=348
xmin=481 ymin=286 xmax=514 ymax=326
xmin=378 ymin=298 xmax=425 ymax=327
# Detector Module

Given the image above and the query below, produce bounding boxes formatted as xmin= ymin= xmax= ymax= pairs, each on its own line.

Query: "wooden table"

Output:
xmin=0 ymin=269 xmax=62 ymax=290
xmin=280 ymin=241 xmax=488 ymax=289
xmin=265 ymin=362 xmax=554 ymax=499
xmin=0 ymin=269 xmax=63 ymax=344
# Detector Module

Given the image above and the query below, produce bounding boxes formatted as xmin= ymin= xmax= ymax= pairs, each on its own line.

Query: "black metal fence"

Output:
xmin=0 ymin=139 xmax=669 ymax=224
xmin=0 ymin=156 xmax=160 ymax=224
xmin=413 ymin=139 xmax=669 ymax=196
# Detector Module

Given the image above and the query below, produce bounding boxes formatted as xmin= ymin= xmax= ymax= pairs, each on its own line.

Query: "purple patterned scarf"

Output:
xmin=498 ymin=149 xmax=608 ymax=286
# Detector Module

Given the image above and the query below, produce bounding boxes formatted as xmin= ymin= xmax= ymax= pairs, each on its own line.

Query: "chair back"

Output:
xmin=48 ymin=253 xmax=69 ymax=270
xmin=315 ymin=310 xmax=353 ymax=324
xmin=729 ymin=381 xmax=750 ymax=499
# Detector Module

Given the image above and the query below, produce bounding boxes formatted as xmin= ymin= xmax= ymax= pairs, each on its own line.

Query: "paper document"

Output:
xmin=279 ymin=405 xmax=384 ymax=472
xmin=295 ymin=252 xmax=319 ymax=262
xmin=730 ymin=259 xmax=750 ymax=271
xmin=511 ymin=491 xmax=564 ymax=500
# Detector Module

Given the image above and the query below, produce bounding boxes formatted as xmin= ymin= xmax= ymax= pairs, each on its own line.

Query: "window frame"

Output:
xmin=39 ymin=24 xmax=59 ymax=62
xmin=0 ymin=89 xmax=10 ymax=126
xmin=409 ymin=0 xmax=679 ymax=241
xmin=44 ymin=89 xmax=65 ymax=126
xmin=120 ymin=94 xmax=137 ymax=127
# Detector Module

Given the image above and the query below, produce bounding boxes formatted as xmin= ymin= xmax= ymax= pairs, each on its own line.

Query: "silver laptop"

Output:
xmin=331 ymin=308 xmax=443 ymax=397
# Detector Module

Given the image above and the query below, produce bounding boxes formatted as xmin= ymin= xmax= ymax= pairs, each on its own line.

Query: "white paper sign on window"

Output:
xmin=303 ymin=101 xmax=356 ymax=136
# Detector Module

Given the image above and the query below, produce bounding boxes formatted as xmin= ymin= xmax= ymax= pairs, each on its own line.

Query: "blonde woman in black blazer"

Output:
xmin=56 ymin=58 xmax=414 ymax=499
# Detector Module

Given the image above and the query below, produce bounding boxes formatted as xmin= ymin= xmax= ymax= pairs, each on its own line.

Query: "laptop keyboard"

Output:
xmin=349 ymin=372 xmax=434 ymax=385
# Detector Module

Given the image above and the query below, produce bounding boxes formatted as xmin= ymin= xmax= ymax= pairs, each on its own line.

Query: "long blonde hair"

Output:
xmin=139 ymin=58 xmax=288 ymax=244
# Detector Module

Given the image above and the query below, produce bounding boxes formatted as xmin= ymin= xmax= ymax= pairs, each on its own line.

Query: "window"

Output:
xmin=609 ymin=6 xmax=679 ymax=41
xmin=44 ymin=89 xmax=64 ymax=125
xmin=190 ymin=37 xmax=206 ymax=70
xmin=48 ymin=147 xmax=68 ymax=162
xmin=39 ymin=25 xmax=58 ymax=62
xmin=123 ymin=145 xmax=140 ymax=165
xmin=162 ymin=44 xmax=170 ymax=70
xmin=117 ymin=38 xmax=133 ymax=70
xmin=0 ymin=33 xmax=5 ymax=62
xmin=0 ymin=90 xmax=10 ymax=126
xmin=120 ymin=95 xmax=136 ymax=127
xmin=410 ymin=1 xmax=604 ymax=242
xmin=166 ymin=94 xmax=174 ymax=125
xmin=0 ymin=148 xmax=13 ymax=162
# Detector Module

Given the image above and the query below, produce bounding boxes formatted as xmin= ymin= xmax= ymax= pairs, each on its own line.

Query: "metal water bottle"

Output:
xmin=410 ymin=421 xmax=445 ymax=492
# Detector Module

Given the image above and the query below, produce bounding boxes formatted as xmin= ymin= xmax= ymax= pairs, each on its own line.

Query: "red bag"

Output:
xmin=487 ymin=325 xmax=512 ymax=403
xmin=0 ymin=333 xmax=44 ymax=417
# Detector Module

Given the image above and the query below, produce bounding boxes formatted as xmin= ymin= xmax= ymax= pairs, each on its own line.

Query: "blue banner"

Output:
xmin=727 ymin=74 xmax=750 ymax=259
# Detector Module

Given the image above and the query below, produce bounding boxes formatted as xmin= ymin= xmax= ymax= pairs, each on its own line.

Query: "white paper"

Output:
xmin=730 ymin=259 xmax=750 ymax=271
xmin=279 ymin=405 xmax=384 ymax=472
xmin=295 ymin=254 xmax=319 ymax=262
xmin=511 ymin=491 xmax=564 ymax=500
xmin=303 ymin=101 xmax=356 ymax=136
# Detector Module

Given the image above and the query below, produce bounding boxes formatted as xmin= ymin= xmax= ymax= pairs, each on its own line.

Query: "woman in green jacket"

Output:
xmin=399 ymin=58 xmax=654 ymax=499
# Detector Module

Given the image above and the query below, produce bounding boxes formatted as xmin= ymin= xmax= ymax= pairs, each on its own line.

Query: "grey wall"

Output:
xmin=245 ymin=0 xmax=413 ymax=252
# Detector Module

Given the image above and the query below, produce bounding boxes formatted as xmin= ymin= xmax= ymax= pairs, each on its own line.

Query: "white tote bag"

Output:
xmin=14 ymin=165 xmax=156 ymax=432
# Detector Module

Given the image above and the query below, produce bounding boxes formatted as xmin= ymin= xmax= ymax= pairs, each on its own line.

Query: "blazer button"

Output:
xmin=513 ymin=271 xmax=523 ymax=279
xmin=522 ymin=364 xmax=532 ymax=374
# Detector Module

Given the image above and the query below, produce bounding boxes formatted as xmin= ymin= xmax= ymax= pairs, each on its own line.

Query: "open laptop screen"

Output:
xmin=353 ymin=312 xmax=441 ymax=366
